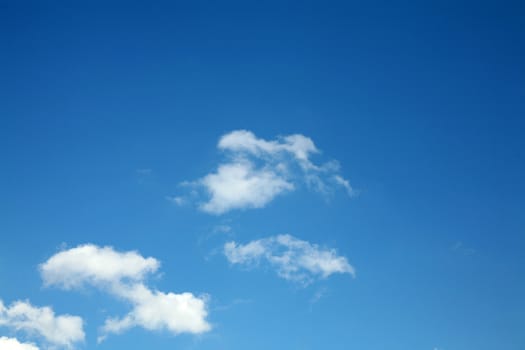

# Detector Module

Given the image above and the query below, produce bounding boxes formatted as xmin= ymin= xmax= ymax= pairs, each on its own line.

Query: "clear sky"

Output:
xmin=1 ymin=1 xmax=524 ymax=350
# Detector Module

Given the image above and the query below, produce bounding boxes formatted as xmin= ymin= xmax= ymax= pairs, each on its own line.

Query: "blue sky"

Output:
xmin=1 ymin=1 xmax=524 ymax=349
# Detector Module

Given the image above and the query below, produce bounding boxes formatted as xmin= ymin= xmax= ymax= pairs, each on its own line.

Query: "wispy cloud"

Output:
xmin=135 ymin=168 xmax=154 ymax=184
xmin=212 ymin=298 xmax=253 ymax=312
xmin=177 ymin=130 xmax=355 ymax=214
xmin=224 ymin=234 xmax=355 ymax=285
xmin=333 ymin=175 xmax=357 ymax=196
xmin=136 ymin=168 xmax=153 ymax=176
xmin=0 ymin=300 xmax=84 ymax=349
xmin=213 ymin=225 xmax=232 ymax=234
xmin=451 ymin=241 xmax=476 ymax=255
xmin=309 ymin=287 xmax=328 ymax=305
xmin=166 ymin=195 xmax=187 ymax=206
xmin=40 ymin=244 xmax=211 ymax=342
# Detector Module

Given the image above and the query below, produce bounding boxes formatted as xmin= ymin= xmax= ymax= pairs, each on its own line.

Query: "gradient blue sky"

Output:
xmin=1 ymin=1 xmax=524 ymax=349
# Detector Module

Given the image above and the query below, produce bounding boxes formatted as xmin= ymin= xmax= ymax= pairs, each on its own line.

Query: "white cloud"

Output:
xmin=224 ymin=240 xmax=266 ymax=264
xmin=100 ymin=284 xmax=210 ymax=338
xmin=178 ymin=130 xmax=354 ymax=215
xmin=218 ymin=130 xmax=319 ymax=163
xmin=40 ymin=245 xmax=211 ymax=341
xmin=200 ymin=161 xmax=294 ymax=214
xmin=0 ymin=337 xmax=39 ymax=350
xmin=0 ymin=300 xmax=84 ymax=349
xmin=40 ymin=244 xmax=160 ymax=289
xmin=224 ymin=234 xmax=355 ymax=284
xmin=333 ymin=175 xmax=356 ymax=196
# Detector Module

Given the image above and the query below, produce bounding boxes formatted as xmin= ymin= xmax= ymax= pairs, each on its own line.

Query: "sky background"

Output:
xmin=1 ymin=1 xmax=524 ymax=349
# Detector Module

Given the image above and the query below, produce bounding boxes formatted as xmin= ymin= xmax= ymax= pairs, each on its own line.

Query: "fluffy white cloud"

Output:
xmin=101 ymin=284 xmax=210 ymax=337
xmin=176 ymin=130 xmax=354 ymax=215
xmin=224 ymin=234 xmax=355 ymax=284
xmin=40 ymin=244 xmax=160 ymax=289
xmin=40 ymin=245 xmax=211 ymax=341
xmin=218 ymin=130 xmax=319 ymax=162
xmin=0 ymin=337 xmax=39 ymax=350
xmin=200 ymin=161 xmax=294 ymax=214
xmin=0 ymin=300 xmax=84 ymax=348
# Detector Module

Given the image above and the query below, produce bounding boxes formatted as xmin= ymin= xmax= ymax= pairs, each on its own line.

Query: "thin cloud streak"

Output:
xmin=224 ymin=234 xmax=355 ymax=285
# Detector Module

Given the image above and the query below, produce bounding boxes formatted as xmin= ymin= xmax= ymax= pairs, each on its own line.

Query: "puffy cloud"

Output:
xmin=224 ymin=240 xmax=266 ymax=264
xmin=40 ymin=244 xmax=160 ymax=289
xmin=224 ymin=234 xmax=355 ymax=284
xmin=0 ymin=300 xmax=84 ymax=348
xmin=0 ymin=337 xmax=39 ymax=350
xmin=176 ymin=130 xmax=354 ymax=215
xmin=101 ymin=284 xmax=210 ymax=337
xmin=218 ymin=130 xmax=319 ymax=162
xmin=40 ymin=245 xmax=211 ymax=341
xmin=200 ymin=161 xmax=294 ymax=214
